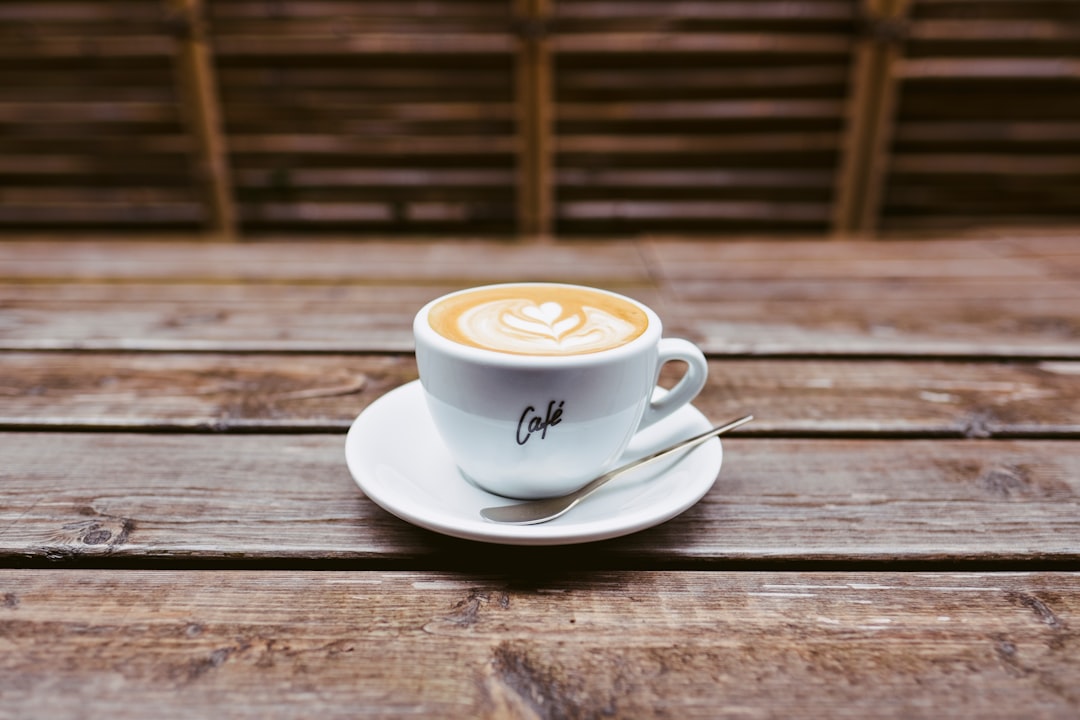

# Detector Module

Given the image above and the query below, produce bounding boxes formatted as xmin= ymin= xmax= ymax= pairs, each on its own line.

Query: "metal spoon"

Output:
xmin=479 ymin=414 xmax=753 ymax=525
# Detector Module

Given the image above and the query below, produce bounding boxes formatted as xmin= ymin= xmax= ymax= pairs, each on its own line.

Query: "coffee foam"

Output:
xmin=428 ymin=285 xmax=648 ymax=356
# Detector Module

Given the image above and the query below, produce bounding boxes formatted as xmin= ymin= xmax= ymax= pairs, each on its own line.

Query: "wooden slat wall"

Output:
xmin=0 ymin=0 xmax=1077 ymax=237
xmin=552 ymin=0 xmax=856 ymax=235
xmin=209 ymin=0 xmax=518 ymax=235
xmin=0 ymin=1 xmax=203 ymax=230
xmin=883 ymin=0 xmax=1080 ymax=231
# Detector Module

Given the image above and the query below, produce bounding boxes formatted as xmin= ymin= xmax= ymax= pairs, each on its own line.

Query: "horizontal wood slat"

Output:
xmin=1 ymin=354 xmax=1077 ymax=436
xmin=3 ymin=570 xmax=1078 ymax=717
xmin=0 ymin=238 xmax=652 ymax=281
xmin=1 ymin=236 xmax=1077 ymax=356
xmin=2 ymin=434 xmax=1078 ymax=564
xmin=1 ymin=280 xmax=1077 ymax=356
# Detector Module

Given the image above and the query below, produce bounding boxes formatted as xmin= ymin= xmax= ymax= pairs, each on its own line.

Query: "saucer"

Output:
xmin=344 ymin=380 xmax=723 ymax=546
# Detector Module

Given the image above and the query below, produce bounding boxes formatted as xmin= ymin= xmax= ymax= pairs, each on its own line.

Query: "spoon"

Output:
xmin=479 ymin=414 xmax=753 ymax=525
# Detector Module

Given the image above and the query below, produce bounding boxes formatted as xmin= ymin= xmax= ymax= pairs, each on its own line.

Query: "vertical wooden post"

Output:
xmin=832 ymin=0 xmax=885 ymax=236
xmin=171 ymin=0 xmax=237 ymax=240
xmin=831 ymin=0 xmax=910 ymax=237
xmin=859 ymin=0 xmax=911 ymax=236
xmin=515 ymin=0 xmax=553 ymax=239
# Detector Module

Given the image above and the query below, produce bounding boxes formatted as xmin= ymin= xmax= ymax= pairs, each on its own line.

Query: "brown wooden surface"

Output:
xmin=1 ymin=234 xmax=1078 ymax=717
xmin=2 ymin=234 xmax=1078 ymax=357
xmin=1 ymin=354 xmax=1078 ymax=436
xmin=2 ymin=433 xmax=1078 ymax=565
xmin=3 ymin=570 xmax=1078 ymax=718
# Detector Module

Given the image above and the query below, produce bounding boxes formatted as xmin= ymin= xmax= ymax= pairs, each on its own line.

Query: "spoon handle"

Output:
xmin=480 ymin=414 xmax=754 ymax=525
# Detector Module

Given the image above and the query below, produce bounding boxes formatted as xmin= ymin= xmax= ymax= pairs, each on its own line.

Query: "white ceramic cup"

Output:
xmin=413 ymin=283 xmax=708 ymax=499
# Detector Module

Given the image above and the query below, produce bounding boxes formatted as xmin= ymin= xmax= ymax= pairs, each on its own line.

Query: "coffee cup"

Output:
xmin=413 ymin=282 xmax=708 ymax=499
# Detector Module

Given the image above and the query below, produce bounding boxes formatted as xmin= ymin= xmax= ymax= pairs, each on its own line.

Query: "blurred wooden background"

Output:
xmin=1 ymin=0 xmax=1078 ymax=239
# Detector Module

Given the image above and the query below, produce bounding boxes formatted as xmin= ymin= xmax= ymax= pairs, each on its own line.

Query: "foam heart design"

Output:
xmin=521 ymin=301 xmax=564 ymax=327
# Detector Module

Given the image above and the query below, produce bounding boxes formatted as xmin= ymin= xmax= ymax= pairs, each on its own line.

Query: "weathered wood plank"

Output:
xmin=0 ymin=239 xmax=651 ymax=283
xmin=559 ymin=66 xmax=850 ymax=92
xmin=207 ymin=1 xmax=508 ymax=22
xmin=4 ymin=235 xmax=1064 ymax=281
xmin=1 ymin=237 xmax=1076 ymax=357
xmin=214 ymin=34 xmax=517 ymax=56
xmin=0 ymin=36 xmax=175 ymax=58
xmin=557 ymin=99 xmax=845 ymax=121
xmin=910 ymin=19 xmax=1080 ymax=42
xmin=899 ymin=58 xmax=1080 ymax=80
xmin=556 ymin=132 xmax=842 ymax=153
xmin=997 ymin=234 xmax=1080 ymax=278
xmin=560 ymin=200 xmax=831 ymax=224
xmin=552 ymin=32 xmax=853 ymax=54
xmin=2 ymin=276 xmax=1077 ymax=356
xmin=0 ymin=101 xmax=178 ymax=123
xmin=0 ymin=203 xmax=203 ymax=225
xmin=226 ymin=134 xmax=517 ymax=155
xmin=1 ymin=569 xmax=1078 ymax=718
xmin=643 ymin=236 xmax=1080 ymax=356
xmin=644 ymin=235 xmax=1043 ymax=278
xmin=1 ymin=434 xmax=1077 ymax=563
xmin=0 ymin=353 xmax=413 ymax=431
xmin=556 ymin=168 xmax=835 ymax=189
xmin=0 ymin=283 xmax=433 ymax=353
xmin=1 ymin=354 xmax=1078 ymax=437
xmin=0 ymin=283 xmax=657 ymax=353
xmin=552 ymin=1 xmax=858 ymax=22
xmin=656 ymin=277 xmax=1080 ymax=358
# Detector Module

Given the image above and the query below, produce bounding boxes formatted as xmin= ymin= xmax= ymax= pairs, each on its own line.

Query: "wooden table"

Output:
xmin=2 ymin=233 xmax=1079 ymax=718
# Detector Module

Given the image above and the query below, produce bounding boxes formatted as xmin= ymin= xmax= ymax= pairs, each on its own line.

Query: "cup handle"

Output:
xmin=637 ymin=338 xmax=708 ymax=431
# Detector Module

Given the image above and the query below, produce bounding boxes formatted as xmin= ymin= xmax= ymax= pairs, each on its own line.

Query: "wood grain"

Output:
xmin=658 ymin=278 xmax=1080 ymax=357
xmin=0 ymin=353 xmax=415 ymax=430
xmin=1 ymin=434 xmax=1077 ymax=565
xmin=0 ymin=232 xmax=1078 ymax=713
xmin=0 ymin=283 xmax=659 ymax=353
xmin=1 ymin=569 xmax=1077 ymax=718
xmin=643 ymin=236 xmax=1080 ymax=356
xmin=5 ymin=276 xmax=1076 ymax=356
xmin=3 ymin=236 xmax=1078 ymax=357
xmin=0 ymin=239 xmax=652 ymax=283
xmin=5 ymin=235 xmax=1068 ymax=280
xmin=0 ymin=354 xmax=1077 ymax=436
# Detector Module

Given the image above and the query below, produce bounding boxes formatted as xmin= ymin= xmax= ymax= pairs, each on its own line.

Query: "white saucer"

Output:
xmin=344 ymin=380 xmax=723 ymax=546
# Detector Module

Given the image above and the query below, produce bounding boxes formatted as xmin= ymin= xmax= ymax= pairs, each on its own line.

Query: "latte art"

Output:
xmin=428 ymin=285 xmax=648 ymax=356
xmin=464 ymin=299 xmax=635 ymax=354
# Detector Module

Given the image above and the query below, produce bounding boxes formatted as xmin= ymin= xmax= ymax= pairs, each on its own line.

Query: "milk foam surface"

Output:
xmin=428 ymin=286 xmax=647 ymax=356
